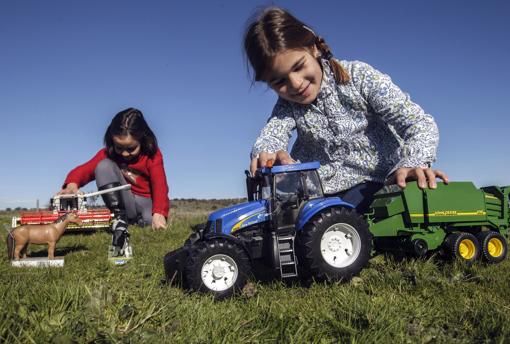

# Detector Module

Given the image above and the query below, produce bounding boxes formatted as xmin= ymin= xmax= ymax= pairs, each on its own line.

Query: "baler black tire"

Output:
xmin=476 ymin=231 xmax=507 ymax=264
xmin=444 ymin=232 xmax=480 ymax=263
xmin=296 ymin=207 xmax=371 ymax=282
xmin=185 ymin=238 xmax=251 ymax=300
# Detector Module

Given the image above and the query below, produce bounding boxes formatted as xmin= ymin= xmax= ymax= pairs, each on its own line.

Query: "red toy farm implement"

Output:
xmin=11 ymin=185 xmax=131 ymax=231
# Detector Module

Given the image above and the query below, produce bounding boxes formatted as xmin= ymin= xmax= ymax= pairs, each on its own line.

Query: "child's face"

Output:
xmin=112 ymin=134 xmax=141 ymax=161
xmin=266 ymin=48 xmax=322 ymax=105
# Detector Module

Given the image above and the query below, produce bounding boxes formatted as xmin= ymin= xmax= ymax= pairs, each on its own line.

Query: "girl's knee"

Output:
xmin=94 ymin=158 xmax=118 ymax=176
xmin=142 ymin=212 xmax=153 ymax=226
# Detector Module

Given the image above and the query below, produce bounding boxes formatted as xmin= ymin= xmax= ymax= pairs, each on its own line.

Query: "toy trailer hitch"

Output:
xmin=55 ymin=184 xmax=131 ymax=199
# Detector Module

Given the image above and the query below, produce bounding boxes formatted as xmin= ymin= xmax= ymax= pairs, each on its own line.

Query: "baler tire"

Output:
xmin=296 ymin=207 xmax=371 ymax=282
xmin=476 ymin=231 xmax=507 ymax=264
xmin=184 ymin=238 xmax=251 ymax=300
xmin=444 ymin=232 xmax=480 ymax=263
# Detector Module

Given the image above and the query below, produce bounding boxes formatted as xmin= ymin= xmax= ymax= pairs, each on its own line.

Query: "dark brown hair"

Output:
xmin=104 ymin=108 xmax=158 ymax=158
xmin=244 ymin=7 xmax=350 ymax=85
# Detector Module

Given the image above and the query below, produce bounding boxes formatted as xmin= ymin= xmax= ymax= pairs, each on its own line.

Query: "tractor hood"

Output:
xmin=207 ymin=200 xmax=269 ymax=235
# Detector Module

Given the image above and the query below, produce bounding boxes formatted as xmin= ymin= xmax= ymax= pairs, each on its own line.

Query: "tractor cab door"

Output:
xmin=273 ymin=170 xmax=324 ymax=231
xmin=274 ymin=172 xmax=303 ymax=231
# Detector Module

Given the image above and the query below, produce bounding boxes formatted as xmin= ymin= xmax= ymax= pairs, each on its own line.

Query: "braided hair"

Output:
xmin=244 ymin=7 xmax=349 ymax=85
xmin=104 ymin=108 xmax=158 ymax=158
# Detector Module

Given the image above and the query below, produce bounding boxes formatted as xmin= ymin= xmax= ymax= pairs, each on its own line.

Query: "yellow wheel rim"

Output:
xmin=459 ymin=239 xmax=476 ymax=259
xmin=487 ymin=238 xmax=504 ymax=258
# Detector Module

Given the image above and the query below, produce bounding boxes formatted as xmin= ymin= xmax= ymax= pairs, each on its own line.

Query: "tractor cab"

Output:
xmin=246 ymin=161 xmax=324 ymax=232
xmin=246 ymin=161 xmax=323 ymax=201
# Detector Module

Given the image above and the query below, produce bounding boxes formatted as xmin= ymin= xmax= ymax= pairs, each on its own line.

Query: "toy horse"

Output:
xmin=6 ymin=212 xmax=82 ymax=260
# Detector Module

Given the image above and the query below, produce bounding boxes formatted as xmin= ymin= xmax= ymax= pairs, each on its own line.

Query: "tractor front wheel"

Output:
xmin=476 ymin=231 xmax=507 ymax=264
xmin=297 ymin=207 xmax=371 ymax=282
xmin=444 ymin=232 xmax=480 ymax=263
xmin=185 ymin=238 xmax=251 ymax=299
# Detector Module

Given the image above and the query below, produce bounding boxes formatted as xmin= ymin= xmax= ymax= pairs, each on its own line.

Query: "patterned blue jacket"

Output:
xmin=251 ymin=60 xmax=439 ymax=194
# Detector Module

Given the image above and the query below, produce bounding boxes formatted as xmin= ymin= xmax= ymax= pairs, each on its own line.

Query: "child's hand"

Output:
xmin=57 ymin=183 xmax=82 ymax=195
xmin=250 ymin=150 xmax=295 ymax=175
xmin=152 ymin=213 xmax=167 ymax=230
xmin=390 ymin=167 xmax=449 ymax=189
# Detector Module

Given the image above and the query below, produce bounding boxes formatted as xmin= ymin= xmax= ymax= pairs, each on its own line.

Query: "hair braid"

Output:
xmin=315 ymin=36 xmax=350 ymax=84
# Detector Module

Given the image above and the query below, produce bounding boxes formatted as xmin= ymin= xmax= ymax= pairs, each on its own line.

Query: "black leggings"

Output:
xmin=328 ymin=181 xmax=384 ymax=214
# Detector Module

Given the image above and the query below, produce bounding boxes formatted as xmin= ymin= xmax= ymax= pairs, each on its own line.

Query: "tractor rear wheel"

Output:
xmin=185 ymin=238 xmax=251 ymax=299
xmin=444 ymin=232 xmax=480 ymax=263
xmin=476 ymin=231 xmax=507 ymax=264
xmin=297 ymin=207 xmax=371 ymax=282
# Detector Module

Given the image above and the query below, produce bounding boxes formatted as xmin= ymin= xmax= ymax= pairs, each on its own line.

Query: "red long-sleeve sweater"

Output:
xmin=64 ymin=148 xmax=170 ymax=217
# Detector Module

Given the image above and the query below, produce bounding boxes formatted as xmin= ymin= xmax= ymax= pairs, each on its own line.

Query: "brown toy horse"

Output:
xmin=6 ymin=212 xmax=82 ymax=260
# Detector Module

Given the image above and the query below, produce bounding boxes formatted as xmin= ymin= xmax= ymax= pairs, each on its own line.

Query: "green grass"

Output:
xmin=1 ymin=207 xmax=510 ymax=343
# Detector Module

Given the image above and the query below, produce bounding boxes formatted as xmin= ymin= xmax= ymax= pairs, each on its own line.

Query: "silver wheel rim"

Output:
xmin=320 ymin=223 xmax=361 ymax=268
xmin=201 ymin=254 xmax=238 ymax=292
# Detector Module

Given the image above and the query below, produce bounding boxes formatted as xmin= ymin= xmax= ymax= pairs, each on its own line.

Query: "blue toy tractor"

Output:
xmin=164 ymin=162 xmax=372 ymax=299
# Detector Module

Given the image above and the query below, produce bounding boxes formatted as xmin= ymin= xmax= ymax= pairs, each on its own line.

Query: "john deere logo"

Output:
xmin=411 ymin=210 xmax=486 ymax=217
xmin=433 ymin=211 xmax=458 ymax=216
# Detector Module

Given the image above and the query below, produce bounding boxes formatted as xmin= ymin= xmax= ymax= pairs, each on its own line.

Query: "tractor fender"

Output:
xmin=296 ymin=197 xmax=354 ymax=231
xmin=202 ymin=233 xmax=254 ymax=261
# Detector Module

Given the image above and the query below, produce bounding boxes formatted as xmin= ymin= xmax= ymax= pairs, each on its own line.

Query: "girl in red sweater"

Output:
xmin=59 ymin=108 xmax=169 ymax=254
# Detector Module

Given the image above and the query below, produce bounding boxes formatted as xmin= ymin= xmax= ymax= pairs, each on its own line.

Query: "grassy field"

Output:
xmin=1 ymin=202 xmax=510 ymax=343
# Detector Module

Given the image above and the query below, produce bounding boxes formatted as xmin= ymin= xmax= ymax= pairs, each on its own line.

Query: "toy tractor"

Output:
xmin=164 ymin=161 xmax=372 ymax=299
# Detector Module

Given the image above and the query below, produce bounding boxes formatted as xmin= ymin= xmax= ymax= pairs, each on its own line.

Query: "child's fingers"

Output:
xmin=259 ymin=152 xmax=276 ymax=168
xmin=152 ymin=214 xmax=167 ymax=230
xmin=424 ymin=168 xmax=437 ymax=189
xmin=414 ymin=168 xmax=427 ymax=189
xmin=259 ymin=152 xmax=270 ymax=168
xmin=434 ymin=169 xmax=449 ymax=184
xmin=276 ymin=150 xmax=294 ymax=165
xmin=251 ymin=151 xmax=294 ymax=175
xmin=395 ymin=169 xmax=408 ymax=188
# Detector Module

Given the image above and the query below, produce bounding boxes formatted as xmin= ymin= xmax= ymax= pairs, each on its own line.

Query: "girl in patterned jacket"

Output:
xmin=244 ymin=7 xmax=448 ymax=213
xmin=58 ymin=108 xmax=170 ymax=253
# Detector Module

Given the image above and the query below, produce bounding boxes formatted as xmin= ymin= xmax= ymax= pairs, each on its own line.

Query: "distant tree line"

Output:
xmin=5 ymin=207 xmax=29 ymax=211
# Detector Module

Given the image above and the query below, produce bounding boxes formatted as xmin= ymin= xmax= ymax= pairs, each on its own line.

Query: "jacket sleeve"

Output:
xmin=63 ymin=149 xmax=107 ymax=188
xmin=148 ymin=149 xmax=170 ymax=217
xmin=351 ymin=61 xmax=439 ymax=173
xmin=251 ymin=98 xmax=297 ymax=159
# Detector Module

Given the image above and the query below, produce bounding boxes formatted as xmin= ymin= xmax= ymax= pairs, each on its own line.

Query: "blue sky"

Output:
xmin=1 ymin=1 xmax=509 ymax=209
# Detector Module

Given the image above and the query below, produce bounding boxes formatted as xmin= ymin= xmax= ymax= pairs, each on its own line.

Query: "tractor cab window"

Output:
xmin=260 ymin=176 xmax=271 ymax=200
xmin=246 ymin=170 xmax=272 ymax=201
xmin=249 ymin=175 xmax=272 ymax=201
xmin=274 ymin=172 xmax=302 ymax=205
xmin=302 ymin=170 xmax=323 ymax=199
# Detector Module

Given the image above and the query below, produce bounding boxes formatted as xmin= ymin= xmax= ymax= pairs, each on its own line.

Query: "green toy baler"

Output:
xmin=367 ymin=182 xmax=509 ymax=263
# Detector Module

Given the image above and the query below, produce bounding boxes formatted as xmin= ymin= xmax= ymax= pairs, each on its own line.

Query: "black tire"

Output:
xmin=444 ymin=232 xmax=480 ymax=263
xmin=296 ymin=207 xmax=371 ymax=282
xmin=185 ymin=238 xmax=251 ymax=299
xmin=476 ymin=231 xmax=507 ymax=264
xmin=163 ymin=247 xmax=190 ymax=287
xmin=412 ymin=239 xmax=429 ymax=257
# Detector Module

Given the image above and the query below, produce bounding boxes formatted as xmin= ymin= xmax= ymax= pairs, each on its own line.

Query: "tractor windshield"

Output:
xmin=275 ymin=172 xmax=302 ymax=204
xmin=274 ymin=170 xmax=323 ymax=203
